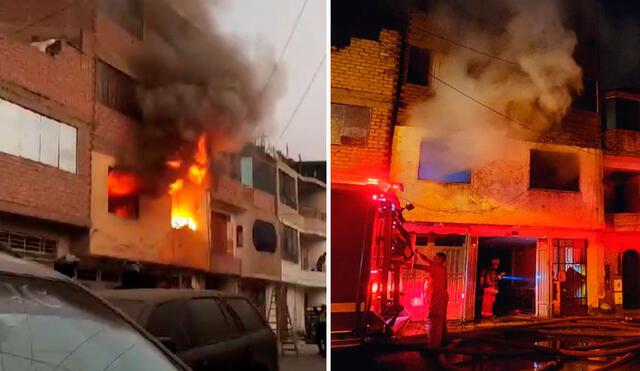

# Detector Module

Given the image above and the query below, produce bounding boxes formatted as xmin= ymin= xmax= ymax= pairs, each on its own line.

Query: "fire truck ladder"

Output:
xmin=267 ymin=285 xmax=299 ymax=357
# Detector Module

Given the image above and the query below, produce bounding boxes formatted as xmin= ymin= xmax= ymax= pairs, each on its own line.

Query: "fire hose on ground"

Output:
xmin=383 ymin=317 xmax=640 ymax=370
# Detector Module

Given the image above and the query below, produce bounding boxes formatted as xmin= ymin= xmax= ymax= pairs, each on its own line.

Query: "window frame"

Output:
xmin=529 ymin=149 xmax=581 ymax=192
xmin=331 ymin=103 xmax=371 ymax=146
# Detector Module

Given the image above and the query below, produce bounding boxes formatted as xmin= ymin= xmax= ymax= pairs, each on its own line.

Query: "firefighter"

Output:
xmin=116 ymin=261 xmax=143 ymax=289
xmin=480 ymin=258 xmax=505 ymax=319
xmin=416 ymin=251 xmax=448 ymax=348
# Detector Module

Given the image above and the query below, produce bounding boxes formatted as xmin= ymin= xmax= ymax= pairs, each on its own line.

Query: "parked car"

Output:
xmin=0 ymin=252 xmax=191 ymax=371
xmin=99 ymin=289 xmax=279 ymax=371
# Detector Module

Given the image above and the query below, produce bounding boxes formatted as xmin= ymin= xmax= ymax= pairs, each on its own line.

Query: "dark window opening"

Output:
xmin=236 ymin=226 xmax=243 ymax=247
xmin=279 ymin=170 xmax=298 ymax=209
xmin=572 ymin=78 xmax=597 ymax=112
xmin=281 ymin=224 xmax=299 ymax=263
xmin=604 ymin=172 xmax=640 ymax=213
xmin=604 ymin=97 xmax=640 ymax=131
xmin=253 ymin=157 xmax=276 ymax=195
xmin=418 ymin=140 xmax=471 ymax=183
xmin=107 ymin=168 xmax=140 ymax=219
xmin=415 ymin=236 xmax=429 ymax=246
xmin=435 ymin=235 xmax=465 ymax=246
xmin=407 ymin=46 xmax=430 ymax=86
xmin=97 ymin=61 xmax=141 ymax=120
xmin=331 ymin=103 xmax=371 ymax=146
xmin=529 ymin=150 xmax=579 ymax=192
xmin=252 ymin=220 xmax=277 ymax=253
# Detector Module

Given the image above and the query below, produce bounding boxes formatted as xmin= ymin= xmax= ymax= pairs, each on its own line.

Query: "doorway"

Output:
xmin=552 ymin=239 xmax=587 ymax=316
xmin=476 ymin=237 xmax=537 ymax=318
xmin=622 ymin=250 xmax=640 ymax=309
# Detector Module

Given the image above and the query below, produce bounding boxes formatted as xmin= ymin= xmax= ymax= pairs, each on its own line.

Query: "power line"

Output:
xmin=261 ymin=0 xmax=310 ymax=95
xmin=412 ymin=24 xmax=518 ymax=65
xmin=7 ymin=0 xmax=78 ymax=38
xmin=279 ymin=54 xmax=326 ymax=138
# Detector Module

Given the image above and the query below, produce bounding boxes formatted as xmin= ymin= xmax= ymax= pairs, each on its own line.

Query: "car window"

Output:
xmin=187 ymin=298 xmax=240 ymax=345
xmin=0 ymin=274 xmax=184 ymax=371
xmin=225 ymin=297 xmax=267 ymax=332
xmin=106 ymin=299 xmax=145 ymax=321
xmin=146 ymin=301 xmax=192 ymax=352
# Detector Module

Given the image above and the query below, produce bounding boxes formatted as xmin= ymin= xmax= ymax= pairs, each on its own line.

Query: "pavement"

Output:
xmin=279 ymin=342 xmax=326 ymax=371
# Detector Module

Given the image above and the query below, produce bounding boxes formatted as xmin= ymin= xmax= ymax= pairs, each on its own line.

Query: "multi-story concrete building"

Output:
xmin=331 ymin=1 xmax=639 ymax=322
xmin=0 ymin=0 xmax=325 ymax=340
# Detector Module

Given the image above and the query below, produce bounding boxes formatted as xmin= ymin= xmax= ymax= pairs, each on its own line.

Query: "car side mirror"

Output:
xmin=157 ymin=337 xmax=177 ymax=353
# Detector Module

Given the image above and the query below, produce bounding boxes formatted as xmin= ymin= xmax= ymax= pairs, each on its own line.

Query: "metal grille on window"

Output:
xmin=552 ymin=239 xmax=587 ymax=316
xmin=0 ymin=231 xmax=57 ymax=262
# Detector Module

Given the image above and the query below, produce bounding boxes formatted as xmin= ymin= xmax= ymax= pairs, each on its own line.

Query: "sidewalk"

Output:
xmin=279 ymin=342 xmax=326 ymax=371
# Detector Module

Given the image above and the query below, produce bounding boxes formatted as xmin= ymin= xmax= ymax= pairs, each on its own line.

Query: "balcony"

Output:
xmin=299 ymin=207 xmax=326 ymax=237
xmin=281 ymin=259 xmax=326 ymax=288
xmin=603 ymin=129 xmax=640 ymax=155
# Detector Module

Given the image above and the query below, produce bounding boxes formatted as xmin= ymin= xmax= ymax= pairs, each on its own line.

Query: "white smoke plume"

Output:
xmin=407 ymin=0 xmax=583 ymax=177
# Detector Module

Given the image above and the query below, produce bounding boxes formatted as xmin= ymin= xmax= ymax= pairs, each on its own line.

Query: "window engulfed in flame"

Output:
xmin=167 ymin=135 xmax=208 ymax=231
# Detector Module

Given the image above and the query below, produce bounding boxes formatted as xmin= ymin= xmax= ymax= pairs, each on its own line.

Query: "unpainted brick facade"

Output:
xmin=331 ymin=30 xmax=401 ymax=184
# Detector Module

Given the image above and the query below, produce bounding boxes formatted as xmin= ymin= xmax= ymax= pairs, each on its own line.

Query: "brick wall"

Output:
xmin=331 ymin=30 xmax=401 ymax=184
xmin=0 ymin=33 xmax=93 ymax=227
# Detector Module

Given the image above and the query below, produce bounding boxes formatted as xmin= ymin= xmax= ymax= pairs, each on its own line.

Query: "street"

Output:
xmin=280 ymin=343 xmax=326 ymax=371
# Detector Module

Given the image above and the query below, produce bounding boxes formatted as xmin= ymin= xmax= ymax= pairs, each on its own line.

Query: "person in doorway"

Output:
xmin=315 ymin=304 xmax=326 ymax=357
xmin=480 ymin=258 xmax=505 ymax=319
xmin=315 ymin=252 xmax=326 ymax=272
xmin=416 ymin=251 xmax=448 ymax=348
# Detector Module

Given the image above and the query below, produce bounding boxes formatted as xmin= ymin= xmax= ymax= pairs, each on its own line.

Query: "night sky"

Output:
xmin=332 ymin=0 xmax=640 ymax=91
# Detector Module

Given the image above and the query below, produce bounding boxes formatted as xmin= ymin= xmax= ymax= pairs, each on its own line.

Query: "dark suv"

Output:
xmin=99 ymin=289 xmax=279 ymax=371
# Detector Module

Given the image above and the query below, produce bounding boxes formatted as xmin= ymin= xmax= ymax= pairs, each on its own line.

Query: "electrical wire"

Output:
xmin=5 ymin=0 xmax=79 ymax=38
xmin=279 ymin=54 xmax=326 ymax=138
xmin=261 ymin=0 xmax=310 ymax=95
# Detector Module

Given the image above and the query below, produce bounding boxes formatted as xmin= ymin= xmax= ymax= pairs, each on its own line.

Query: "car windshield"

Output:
xmin=0 ymin=274 xmax=183 ymax=371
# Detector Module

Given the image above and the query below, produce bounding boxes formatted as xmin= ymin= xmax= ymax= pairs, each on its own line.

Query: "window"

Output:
xmin=530 ymin=150 xmax=580 ymax=192
xmin=0 ymin=231 xmax=57 ymax=262
xmin=407 ymin=46 xmax=430 ymax=86
xmin=253 ymin=157 xmax=276 ymax=195
xmin=279 ymin=170 xmax=298 ymax=209
xmin=604 ymin=97 xmax=640 ymax=131
xmin=252 ymin=220 xmax=277 ymax=253
xmin=0 ymin=275 xmax=182 ymax=371
xmin=281 ymin=224 xmax=299 ymax=263
xmin=435 ymin=235 xmax=466 ymax=246
xmin=418 ymin=140 xmax=471 ymax=183
xmin=572 ymin=78 xmax=597 ymax=112
xmin=0 ymin=99 xmax=77 ymax=173
xmin=187 ymin=298 xmax=241 ymax=345
xmin=97 ymin=61 xmax=141 ymax=120
xmin=331 ymin=103 xmax=371 ymax=146
xmin=415 ymin=236 xmax=429 ymax=246
xmin=225 ymin=297 xmax=267 ymax=332
xmin=237 ymin=226 xmax=244 ymax=247
xmin=211 ymin=212 xmax=229 ymax=255
xmin=99 ymin=0 xmax=143 ymax=39
xmin=107 ymin=299 xmax=146 ymax=321
xmin=108 ymin=168 xmax=140 ymax=218
xmin=147 ymin=300 xmax=193 ymax=352
xmin=604 ymin=172 xmax=640 ymax=213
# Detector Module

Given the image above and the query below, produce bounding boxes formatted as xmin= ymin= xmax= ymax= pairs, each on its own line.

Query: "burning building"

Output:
xmin=0 ymin=0 xmax=326 ymax=342
xmin=332 ymin=0 xmax=639 ymax=341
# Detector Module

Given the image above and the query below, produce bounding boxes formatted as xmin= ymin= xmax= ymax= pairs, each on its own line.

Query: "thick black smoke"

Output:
xmin=103 ymin=0 xmax=280 ymax=195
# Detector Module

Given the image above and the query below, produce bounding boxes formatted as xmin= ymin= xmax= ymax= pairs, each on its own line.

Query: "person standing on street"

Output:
xmin=416 ymin=251 xmax=449 ymax=348
xmin=315 ymin=304 xmax=326 ymax=357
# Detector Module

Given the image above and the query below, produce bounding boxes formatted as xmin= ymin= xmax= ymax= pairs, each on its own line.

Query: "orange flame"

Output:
xmin=108 ymin=170 xmax=138 ymax=197
xmin=168 ymin=134 xmax=208 ymax=231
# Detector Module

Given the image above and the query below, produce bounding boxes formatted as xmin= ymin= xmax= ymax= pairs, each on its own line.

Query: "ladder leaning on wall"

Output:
xmin=267 ymin=285 xmax=299 ymax=357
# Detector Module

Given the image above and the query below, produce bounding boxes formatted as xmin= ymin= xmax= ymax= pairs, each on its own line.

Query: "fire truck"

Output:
xmin=331 ymin=179 xmax=414 ymax=348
